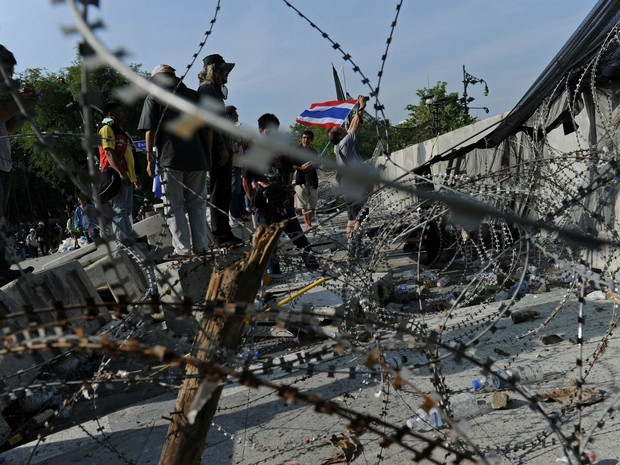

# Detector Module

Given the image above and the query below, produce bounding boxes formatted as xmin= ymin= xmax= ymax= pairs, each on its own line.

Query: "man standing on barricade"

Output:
xmin=98 ymin=101 xmax=139 ymax=240
xmin=138 ymin=64 xmax=210 ymax=260
xmin=328 ymin=95 xmax=369 ymax=241
xmin=292 ymin=129 xmax=319 ymax=231
xmin=242 ymin=113 xmax=318 ymax=275
xmin=197 ymin=54 xmax=243 ymax=248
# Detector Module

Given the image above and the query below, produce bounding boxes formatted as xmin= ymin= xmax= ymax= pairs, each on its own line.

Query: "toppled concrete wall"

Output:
xmin=0 ymin=261 xmax=110 ymax=441
xmin=84 ymin=244 xmax=150 ymax=304
xmin=2 ymin=261 xmax=110 ymax=333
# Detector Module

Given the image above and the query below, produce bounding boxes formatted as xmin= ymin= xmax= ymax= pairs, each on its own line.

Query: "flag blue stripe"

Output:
xmin=298 ymin=107 xmax=353 ymax=119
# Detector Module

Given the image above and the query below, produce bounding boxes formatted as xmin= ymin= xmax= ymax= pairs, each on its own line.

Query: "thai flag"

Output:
xmin=296 ymin=99 xmax=357 ymax=128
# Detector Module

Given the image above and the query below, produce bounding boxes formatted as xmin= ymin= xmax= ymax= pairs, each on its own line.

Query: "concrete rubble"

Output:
xmin=0 ymin=207 xmax=617 ymax=465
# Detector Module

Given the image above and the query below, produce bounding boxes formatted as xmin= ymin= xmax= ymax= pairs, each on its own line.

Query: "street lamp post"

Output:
xmin=460 ymin=65 xmax=489 ymax=116
xmin=424 ymin=95 xmax=449 ymax=135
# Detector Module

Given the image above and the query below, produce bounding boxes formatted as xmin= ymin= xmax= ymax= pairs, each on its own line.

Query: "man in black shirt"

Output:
xmin=197 ymin=54 xmax=242 ymax=247
xmin=138 ymin=64 xmax=210 ymax=260
xmin=242 ymin=113 xmax=318 ymax=274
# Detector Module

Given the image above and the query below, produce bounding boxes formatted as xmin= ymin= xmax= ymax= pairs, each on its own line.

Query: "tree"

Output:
xmin=8 ymin=61 xmax=148 ymax=226
xmin=398 ymin=81 xmax=477 ymax=144
xmin=289 ymin=118 xmax=380 ymax=162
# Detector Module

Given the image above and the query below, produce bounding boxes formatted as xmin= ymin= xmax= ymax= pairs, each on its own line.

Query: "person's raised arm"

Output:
xmin=347 ymin=95 xmax=366 ymax=134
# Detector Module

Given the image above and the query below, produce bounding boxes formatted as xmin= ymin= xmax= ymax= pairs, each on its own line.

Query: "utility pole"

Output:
xmin=423 ymin=95 xmax=448 ymax=136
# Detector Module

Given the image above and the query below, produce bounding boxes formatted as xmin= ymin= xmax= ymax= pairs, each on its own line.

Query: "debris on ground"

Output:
xmin=323 ymin=433 xmax=360 ymax=464
xmin=540 ymin=386 xmax=605 ymax=408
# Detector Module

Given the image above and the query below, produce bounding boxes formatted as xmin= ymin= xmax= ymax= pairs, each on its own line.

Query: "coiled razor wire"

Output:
xmin=0 ymin=1 xmax=620 ymax=464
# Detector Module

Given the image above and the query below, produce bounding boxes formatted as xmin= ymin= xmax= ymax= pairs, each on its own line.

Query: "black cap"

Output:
xmin=203 ymin=54 xmax=235 ymax=72
xmin=0 ymin=45 xmax=16 ymax=65
xmin=225 ymin=105 xmax=237 ymax=115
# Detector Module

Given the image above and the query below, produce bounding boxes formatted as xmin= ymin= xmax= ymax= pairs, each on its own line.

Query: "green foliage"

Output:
xmin=289 ymin=123 xmax=332 ymax=158
xmin=14 ymin=68 xmax=83 ymax=178
xmin=399 ymin=81 xmax=476 ymax=143
xmin=289 ymin=118 xmax=379 ymax=161
xmin=7 ymin=62 xmax=147 ymax=224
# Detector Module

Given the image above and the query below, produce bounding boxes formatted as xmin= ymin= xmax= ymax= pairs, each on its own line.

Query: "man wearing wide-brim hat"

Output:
xmin=197 ymin=54 xmax=243 ymax=248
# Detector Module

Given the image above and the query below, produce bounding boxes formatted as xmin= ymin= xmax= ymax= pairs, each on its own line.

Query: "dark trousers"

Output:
xmin=0 ymin=171 xmax=11 ymax=272
xmin=210 ymin=156 xmax=233 ymax=238
xmin=257 ymin=203 xmax=311 ymax=270
xmin=230 ymin=167 xmax=245 ymax=220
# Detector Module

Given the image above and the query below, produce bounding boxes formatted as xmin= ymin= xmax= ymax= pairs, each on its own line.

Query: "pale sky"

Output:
xmin=0 ymin=0 xmax=599 ymax=131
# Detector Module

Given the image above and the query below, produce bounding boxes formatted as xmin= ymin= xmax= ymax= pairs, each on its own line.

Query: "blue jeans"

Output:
xmin=112 ymin=183 xmax=133 ymax=240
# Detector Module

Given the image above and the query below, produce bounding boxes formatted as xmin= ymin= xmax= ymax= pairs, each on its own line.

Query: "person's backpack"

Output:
xmin=252 ymin=178 xmax=289 ymax=213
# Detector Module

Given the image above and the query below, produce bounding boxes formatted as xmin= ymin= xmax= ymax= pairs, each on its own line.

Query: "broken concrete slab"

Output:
xmin=0 ymin=262 xmax=111 ymax=444
xmin=84 ymin=243 xmax=150 ymax=304
xmin=2 ymin=261 xmax=110 ymax=333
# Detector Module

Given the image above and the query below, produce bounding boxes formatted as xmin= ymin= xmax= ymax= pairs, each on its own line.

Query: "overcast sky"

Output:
xmin=1 ymin=0 xmax=599 ymax=132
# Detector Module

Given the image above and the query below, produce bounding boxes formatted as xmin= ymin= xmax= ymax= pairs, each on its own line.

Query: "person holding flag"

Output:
xmin=327 ymin=95 xmax=368 ymax=240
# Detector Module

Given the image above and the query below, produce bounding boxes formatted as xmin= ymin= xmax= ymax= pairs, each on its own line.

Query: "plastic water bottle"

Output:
xmin=492 ymin=363 xmax=544 ymax=388
xmin=429 ymin=407 xmax=445 ymax=428
xmin=471 ymin=376 xmax=489 ymax=391
xmin=393 ymin=284 xmax=420 ymax=297
xmin=450 ymin=392 xmax=480 ymax=419
xmin=406 ymin=407 xmax=444 ymax=431
xmin=406 ymin=408 xmax=430 ymax=431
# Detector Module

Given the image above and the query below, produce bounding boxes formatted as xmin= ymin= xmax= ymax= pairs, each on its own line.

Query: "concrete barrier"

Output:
xmin=84 ymin=244 xmax=150 ymax=305
xmin=0 ymin=261 xmax=110 ymax=442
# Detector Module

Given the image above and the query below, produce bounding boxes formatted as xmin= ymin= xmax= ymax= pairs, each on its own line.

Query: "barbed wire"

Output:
xmin=1 ymin=2 xmax=620 ymax=465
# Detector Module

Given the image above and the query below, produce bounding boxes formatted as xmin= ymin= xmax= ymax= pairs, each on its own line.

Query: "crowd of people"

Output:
xmin=1 ymin=43 xmax=369 ymax=281
xmin=10 ymin=193 xmax=101 ymax=260
xmin=135 ymin=54 xmax=328 ymax=270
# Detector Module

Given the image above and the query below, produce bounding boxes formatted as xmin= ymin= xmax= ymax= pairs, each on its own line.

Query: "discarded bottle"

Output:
xmin=436 ymin=277 xmax=450 ymax=288
xmin=472 ymin=376 xmax=489 ymax=391
xmin=406 ymin=407 xmax=444 ymax=431
xmin=393 ymin=284 xmax=421 ymax=297
xmin=406 ymin=408 xmax=429 ymax=431
xmin=491 ymin=363 xmax=544 ymax=389
xmin=429 ymin=407 xmax=445 ymax=428
xmin=450 ymin=392 xmax=480 ymax=419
